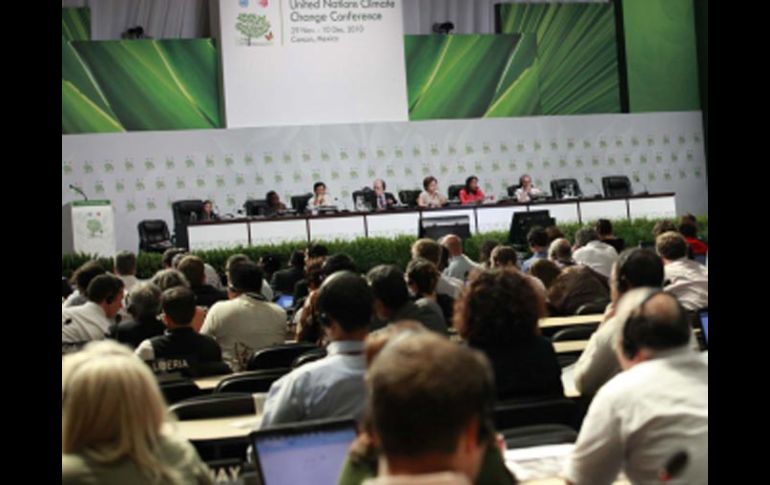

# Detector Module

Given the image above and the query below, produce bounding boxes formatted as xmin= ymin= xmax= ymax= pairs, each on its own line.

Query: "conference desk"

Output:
xmin=186 ymin=193 xmax=675 ymax=249
xmin=171 ymin=414 xmax=261 ymax=441
xmin=539 ymin=314 xmax=603 ymax=329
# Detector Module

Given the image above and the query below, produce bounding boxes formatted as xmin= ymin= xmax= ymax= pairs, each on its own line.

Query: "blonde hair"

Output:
xmin=62 ymin=341 xmax=185 ymax=483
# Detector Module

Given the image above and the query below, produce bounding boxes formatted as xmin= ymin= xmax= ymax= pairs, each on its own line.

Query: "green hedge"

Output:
xmin=62 ymin=216 xmax=707 ymax=279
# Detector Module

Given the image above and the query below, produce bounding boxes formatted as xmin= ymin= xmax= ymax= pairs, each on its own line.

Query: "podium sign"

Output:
xmin=62 ymin=200 xmax=116 ymax=257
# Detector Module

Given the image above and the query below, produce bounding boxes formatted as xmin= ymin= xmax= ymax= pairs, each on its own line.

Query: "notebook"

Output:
xmin=250 ymin=418 xmax=356 ymax=485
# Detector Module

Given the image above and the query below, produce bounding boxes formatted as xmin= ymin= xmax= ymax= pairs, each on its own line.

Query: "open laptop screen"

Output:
xmin=275 ymin=294 xmax=294 ymax=311
xmin=251 ymin=418 xmax=356 ymax=485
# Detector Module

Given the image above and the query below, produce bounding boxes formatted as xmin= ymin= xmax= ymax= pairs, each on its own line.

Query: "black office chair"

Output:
xmin=137 ymin=219 xmax=174 ymax=253
xmin=506 ymin=184 xmax=520 ymax=197
xmin=493 ymin=396 xmax=578 ymax=431
xmin=292 ymin=348 xmax=328 ymax=369
xmin=351 ymin=189 xmax=374 ymax=210
xmin=574 ymin=299 xmax=610 ymax=316
xmin=159 ymin=378 xmax=203 ymax=404
xmin=214 ymin=368 xmax=291 ymax=393
xmin=447 ymin=184 xmax=465 ymax=201
xmin=550 ymin=179 xmax=583 ymax=200
xmin=290 ymin=193 xmax=313 ymax=213
xmin=500 ymin=424 xmax=578 ymax=449
xmin=169 ymin=393 xmax=255 ymax=420
xmin=244 ymin=199 xmax=269 ymax=216
xmin=601 ymin=176 xmax=633 ymax=198
xmin=398 ymin=190 xmax=422 ymax=207
xmin=551 ymin=326 xmax=597 ymax=367
xmin=172 ymin=199 xmax=204 ymax=224
xmin=247 ymin=343 xmax=320 ymax=371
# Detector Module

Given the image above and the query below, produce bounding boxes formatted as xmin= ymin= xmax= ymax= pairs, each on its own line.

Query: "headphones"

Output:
xmin=621 ymin=290 xmax=688 ymax=359
xmin=314 ymin=271 xmax=343 ymax=328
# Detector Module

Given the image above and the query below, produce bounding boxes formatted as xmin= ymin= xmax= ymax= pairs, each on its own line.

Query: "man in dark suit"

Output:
xmin=372 ymin=179 xmax=398 ymax=210
xmin=270 ymin=250 xmax=305 ymax=295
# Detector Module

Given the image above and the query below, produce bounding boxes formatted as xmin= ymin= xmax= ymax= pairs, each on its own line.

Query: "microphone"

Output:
xmin=69 ymin=184 xmax=88 ymax=201
xmin=658 ymin=450 xmax=688 ymax=482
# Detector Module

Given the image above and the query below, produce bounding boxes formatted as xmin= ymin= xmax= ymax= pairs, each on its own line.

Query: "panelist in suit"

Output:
xmin=513 ymin=174 xmax=542 ymax=203
xmin=264 ymin=190 xmax=287 ymax=216
xmin=417 ymin=176 xmax=447 ymax=208
xmin=372 ymin=179 xmax=398 ymax=210
xmin=306 ymin=181 xmax=333 ymax=211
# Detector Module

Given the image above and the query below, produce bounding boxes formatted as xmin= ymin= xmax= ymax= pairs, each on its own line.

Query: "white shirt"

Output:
xmin=306 ymin=194 xmax=333 ymax=209
xmin=364 ymin=472 xmax=472 ymax=485
xmin=259 ymin=340 xmax=367 ymax=428
xmin=564 ymin=347 xmax=708 ymax=485
xmin=204 ymin=264 xmax=224 ymax=290
xmin=514 ymin=186 xmax=542 ymax=203
xmin=443 ymin=254 xmax=482 ymax=281
xmin=199 ymin=294 xmax=287 ymax=371
xmin=573 ymin=241 xmax=618 ymax=278
xmin=62 ymin=301 xmax=113 ymax=343
xmin=436 ymin=274 xmax=464 ymax=299
xmin=663 ymin=259 xmax=708 ymax=311
xmin=117 ymin=274 xmax=141 ymax=293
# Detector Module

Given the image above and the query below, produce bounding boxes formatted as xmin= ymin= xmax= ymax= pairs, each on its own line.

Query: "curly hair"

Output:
xmin=453 ymin=268 xmax=544 ymax=347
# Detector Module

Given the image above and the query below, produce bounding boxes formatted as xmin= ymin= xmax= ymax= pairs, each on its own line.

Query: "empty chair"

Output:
xmin=172 ymin=199 xmax=204 ymax=224
xmin=493 ymin=396 xmax=578 ymax=431
xmin=447 ymin=184 xmax=465 ymax=201
xmin=550 ymin=179 xmax=583 ymax=200
xmin=292 ymin=348 xmax=328 ymax=369
xmin=214 ymin=368 xmax=290 ymax=393
xmin=247 ymin=343 xmax=320 ymax=371
xmin=159 ymin=378 xmax=203 ymax=405
xmin=575 ymin=299 xmax=610 ymax=315
xmin=506 ymin=184 xmax=520 ymax=197
xmin=398 ymin=190 xmax=422 ymax=207
xmin=501 ymin=423 xmax=578 ymax=449
xmin=601 ymin=176 xmax=633 ymax=198
xmin=351 ymin=189 xmax=373 ymax=211
xmin=169 ymin=393 xmax=255 ymax=420
xmin=137 ymin=220 xmax=174 ymax=253
xmin=290 ymin=193 xmax=313 ymax=213
xmin=551 ymin=326 xmax=597 ymax=368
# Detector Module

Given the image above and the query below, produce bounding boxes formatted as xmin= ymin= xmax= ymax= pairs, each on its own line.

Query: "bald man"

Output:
xmin=440 ymin=234 xmax=482 ymax=282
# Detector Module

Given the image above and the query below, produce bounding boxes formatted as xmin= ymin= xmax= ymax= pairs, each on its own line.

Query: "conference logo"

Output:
xmin=166 ymin=158 xmax=175 ymax=170
xmin=236 ymin=174 xmax=246 ymax=186
xmin=244 ymin=153 xmax=254 ymax=165
xmin=284 ymin=152 xmax=293 ymax=163
xmin=155 ymin=179 xmax=166 ymax=190
xmin=367 ymin=167 xmax=376 ymax=178
xmin=225 ymin=156 xmax=235 ymax=167
xmin=63 ymin=162 xmax=73 ymax=175
xmin=124 ymin=159 xmax=134 ymax=171
xmin=413 ymin=146 xmax=421 ymax=157
xmin=115 ymin=180 xmax=125 ymax=193
xmin=94 ymin=181 xmax=105 ymax=194
xmin=185 ymin=157 xmax=196 ymax=168
xmin=236 ymin=13 xmax=274 ymax=46
xmin=86 ymin=218 xmax=103 ymax=238
xmin=84 ymin=162 xmax=94 ymax=174
xmin=104 ymin=161 xmax=114 ymax=173
xmin=217 ymin=175 xmax=226 ymax=188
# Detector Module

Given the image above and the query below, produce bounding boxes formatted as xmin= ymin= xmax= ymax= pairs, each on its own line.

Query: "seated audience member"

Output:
xmin=528 ymin=259 xmax=562 ymax=290
xmin=177 ymin=255 xmax=227 ymax=308
xmin=679 ymin=222 xmax=708 ymax=259
xmin=260 ymin=271 xmax=373 ymax=427
xmin=63 ymin=261 xmax=106 ymax=308
xmin=406 ymin=258 xmax=453 ymax=327
xmin=367 ymin=265 xmax=447 ymax=335
xmin=62 ymin=341 xmax=212 ymax=484
xmin=114 ymin=250 xmax=141 ymax=294
xmin=546 ymin=266 xmax=610 ymax=317
xmin=307 ymin=181 xmax=333 ymax=210
xmin=545 ymin=225 xmax=565 ymax=245
xmin=110 ymin=282 xmax=165 ymax=349
xmin=573 ymin=248 xmax=664 ymax=396
xmin=651 ymin=220 xmax=677 ymax=239
xmin=62 ymin=276 xmax=74 ymax=301
xmin=161 ymin=247 xmax=187 ymax=270
xmin=200 ymin=261 xmax=286 ymax=372
xmin=521 ymin=226 xmax=549 ymax=272
xmin=259 ymin=253 xmax=281 ymax=287
xmin=149 ymin=269 xmax=208 ymax=334
xmin=417 ymin=176 xmax=448 ymax=208
xmin=513 ymin=174 xmax=542 ymax=203
xmin=63 ymin=274 xmax=125 ymax=345
xmin=411 ymin=238 xmax=463 ymax=299
xmin=490 ymin=245 xmax=547 ymax=297
xmin=548 ymin=238 xmax=576 ymax=268
xmin=459 ymin=175 xmax=486 ymax=204
xmin=564 ymin=290 xmax=707 ymax=485
xmin=270 ymin=250 xmax=305 ymax=295
xmin=364 ymin=333 xmax=510 ymax=485
xmin=338 ymin=323 xmax=516 ymax=485
xmin=135 ymin=287 xmax=224 ymax=376
xmin=372 ymin=179 xmax=398 ymax=210
xmin=293 ymin=243 xmax=330 ymax=302
xmin=264 ymin=190 xmax=287 ymax=216
xmin=441 ymin=234 xmax=482 ymax=281
xmin=572 ymin=227 xmax=618 ymax=278
xmin=225 ymin=253 xmax=274 ymax=301
xmin=656 ymin=231 xmax=708 ymax=311
xmin=478 ymin=240 xmax=499 ymax=270
xmin=454 ymin=269 xmax=563 ymax=400
xmin=594 ymin=219 xmax=625 ymax=253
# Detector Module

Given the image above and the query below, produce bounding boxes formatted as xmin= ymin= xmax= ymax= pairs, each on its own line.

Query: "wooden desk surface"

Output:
xmin=539 ymin=315 xmax=603 ymax=328
xmin=170 ymin=414 xmax=261 ymax=441
xmin=552 ymin=340 xmax=588 ymax=353
xmin=194 ymin=374 xmax=230 ymax=391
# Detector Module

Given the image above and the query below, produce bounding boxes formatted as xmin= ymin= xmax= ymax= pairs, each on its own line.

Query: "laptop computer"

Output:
xmin=275 ymin=294 xmax=294 ymax=311
xmin=249 ymin=418 xmax=357 ymax=485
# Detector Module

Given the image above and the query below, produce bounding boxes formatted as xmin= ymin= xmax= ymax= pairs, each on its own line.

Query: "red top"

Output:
xmin=685 ymin=237 xmax=708 ymax=256
xmin=459 ymin=188 xmax=485 ymax=204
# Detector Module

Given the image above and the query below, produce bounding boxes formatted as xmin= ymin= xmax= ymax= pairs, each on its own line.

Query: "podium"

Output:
xmin=62 ymin=200 xmax=116 ymax=257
